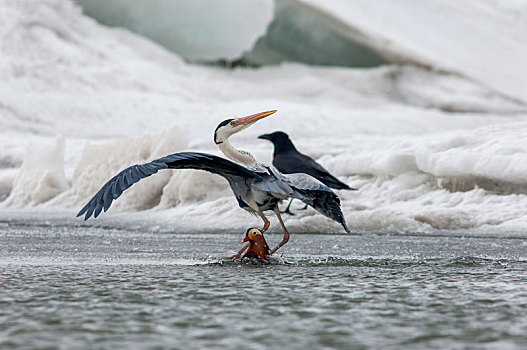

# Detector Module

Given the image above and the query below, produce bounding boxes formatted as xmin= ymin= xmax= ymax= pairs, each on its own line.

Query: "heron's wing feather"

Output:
xmin=77 ymin=152 xmax=261 ymax=220
xmin=251 ymin=176 xmax=295 ymax=199
xmin=245 ymin=163 xmax=269 ymax=174
xmin=160 ymin=152 xmax=262 ymax=180
xmin=76 ymin=162 xmax=167 ymax=220
xmin=281 ymin=173 xmax=332 ymax=192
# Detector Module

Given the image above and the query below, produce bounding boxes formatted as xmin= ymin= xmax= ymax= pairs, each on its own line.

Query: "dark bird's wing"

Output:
xmin=307 ymin=162 xmax=355 ymax=190
xmin=77 ymin=152 xmax=262 ymax=220
xmin=274 ymin=152 xmax=355 ymax=190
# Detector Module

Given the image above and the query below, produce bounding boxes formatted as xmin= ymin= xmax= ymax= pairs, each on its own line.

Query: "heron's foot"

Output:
xmin=265 ymin=253 xmax=291 ymax=265
xmin=280 ymin=208 xmax=295 ymax=216
xmin=270 ymin=241 xmax=288 ymax=255
xmin=221 ymin=254 xmax=239 ymax=261
xmin=297 ymin=204 xmax=308 ymax=211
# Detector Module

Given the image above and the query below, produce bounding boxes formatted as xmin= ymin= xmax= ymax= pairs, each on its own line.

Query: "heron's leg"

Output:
xmin=257 ymin=209 xmax=271 ymax=232
xmin=269 ymin=207 xmax=290 ymax=255
xmin=223 ymin=243 xmax=249 ymax=260
xmin=280 ymin=199 xmax=295 ymax=215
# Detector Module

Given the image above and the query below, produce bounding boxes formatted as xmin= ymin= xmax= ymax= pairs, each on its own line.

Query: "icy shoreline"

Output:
xmin=2 ymin=210 xmax=527 ymax=239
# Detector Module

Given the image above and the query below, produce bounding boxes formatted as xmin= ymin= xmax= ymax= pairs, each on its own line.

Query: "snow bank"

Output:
xmin=318 ymin=121 xmax=527 ymax=233
xmin=1 ymin=0 xmax=527 ymax=235
xmin=325 ymin=122 xmax=527 ymax=186
xmin=51 ymin=126 xmax=188 ymax=211
xmin=4 ymin=138 xmax=68 ymax=207
xmin=298 ymin=0 xmax=527 ymax=104
xmin=75 ymin=0 xmax=527 ymax=105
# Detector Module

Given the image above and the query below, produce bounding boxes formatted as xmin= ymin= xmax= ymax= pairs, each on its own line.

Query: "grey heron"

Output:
xmin=77 ymin=110 xmax=350 ymax=256
xmin=259 ymin=131 xmax=356 ymax=214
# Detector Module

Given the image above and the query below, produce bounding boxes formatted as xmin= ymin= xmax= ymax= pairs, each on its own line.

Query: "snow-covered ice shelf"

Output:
xmin=1 ymin=0 xmax=527 ymax=235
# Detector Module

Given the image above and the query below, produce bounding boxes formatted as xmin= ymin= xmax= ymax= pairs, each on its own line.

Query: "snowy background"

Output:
xmin=1 ymin=0 xmax=526 ymax=235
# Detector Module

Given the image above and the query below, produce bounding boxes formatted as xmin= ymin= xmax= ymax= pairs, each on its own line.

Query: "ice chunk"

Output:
xmin=0 ymin=169 xmax=17 ymax=202
xmin=52 ymin=126 xmax=188 ymax=211
xmin=4 ymin=138 xmax=68 ymax=207
xmin=245 ymin=0 xmax=388 ymax=67
xmin=75 ymin=0 xmax=527 ymax=105
xmin=77 ymin=0 xmax=274 ymax=61
xmin=297 ymin=0 xmax=527 ymax=103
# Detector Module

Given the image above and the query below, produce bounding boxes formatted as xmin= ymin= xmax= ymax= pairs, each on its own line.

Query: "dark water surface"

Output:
xmin=1 ymin=223 xmax=526 ymax=349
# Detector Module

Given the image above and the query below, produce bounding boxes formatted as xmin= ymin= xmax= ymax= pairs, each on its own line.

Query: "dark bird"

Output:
xmin=77 ymin=111 xmax=350 ymax=256
xmin=259 ymin=131 xmax=356 ymax=214
xmin=240 ymin=227 xmax=270 ymax=260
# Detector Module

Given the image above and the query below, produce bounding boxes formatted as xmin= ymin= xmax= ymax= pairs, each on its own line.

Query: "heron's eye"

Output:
xmin=230 ymin=121 xmax=236 ymax=126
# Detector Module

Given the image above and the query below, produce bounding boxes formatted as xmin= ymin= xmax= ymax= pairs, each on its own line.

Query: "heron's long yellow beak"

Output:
xmin=234 ymin=110 xmax=276 ymax=127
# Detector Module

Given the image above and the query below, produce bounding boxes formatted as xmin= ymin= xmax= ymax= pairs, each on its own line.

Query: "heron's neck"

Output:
xmin=218 ymin=139 xmax=256 ymax=165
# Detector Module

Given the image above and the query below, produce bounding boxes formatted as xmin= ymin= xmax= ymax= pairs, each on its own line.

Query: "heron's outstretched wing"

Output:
xmin=77 ymin=152 xmax=262 ymax=220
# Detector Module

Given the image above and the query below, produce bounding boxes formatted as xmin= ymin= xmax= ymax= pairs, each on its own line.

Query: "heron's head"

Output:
xmin=257 ymin=131 xmax=290 ymax=144
xmin=242 ymin=227 xmax=264 ymax=243
xmin=214 ymin=110 xmax=276 ymax=145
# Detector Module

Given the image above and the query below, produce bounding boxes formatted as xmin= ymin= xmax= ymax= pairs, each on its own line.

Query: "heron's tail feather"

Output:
xmin=318 ymin=174 xmax=356 ymax=191
xmin=300 ymin=191 xmax=351 ymax=234
xmin=280 ymin=172 xmax=351 ymax=233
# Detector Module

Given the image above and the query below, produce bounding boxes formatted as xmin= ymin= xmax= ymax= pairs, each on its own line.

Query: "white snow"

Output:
xmin=50 ymin=126 xmax=188 ymax=210
xmin=1 ymin=0 xmax=527 ymax=236
xmin=75 ymin=0 xmax=527 ymax=103
xmin=299 ymin=0 xmax=527 ymax=104
xmin=4 ymin=138 xmax=68 ymax=207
